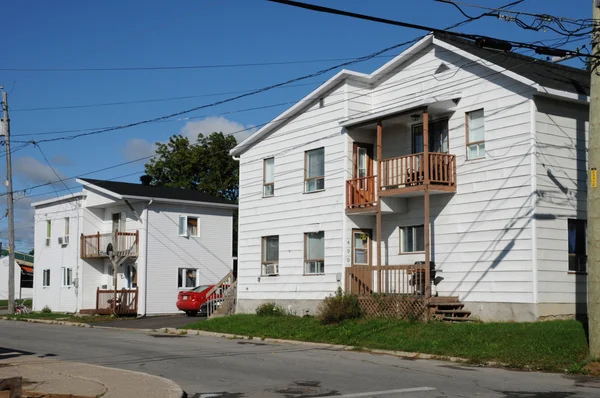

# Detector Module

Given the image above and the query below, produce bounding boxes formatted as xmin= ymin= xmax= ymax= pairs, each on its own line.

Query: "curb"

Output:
xmin=1 ymin=316 xmax=92 ymax=328
xmin=161 ymin=327 xmax=479 ymax=365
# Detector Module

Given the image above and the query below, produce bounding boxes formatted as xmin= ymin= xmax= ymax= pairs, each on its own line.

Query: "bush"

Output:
xmin=317 ymin=288 xmax=362 ymax=324
xmin=41 ymin=306 xmax=52 ymax=314
xmin=255 ymin=302 xmax=286 ymax=317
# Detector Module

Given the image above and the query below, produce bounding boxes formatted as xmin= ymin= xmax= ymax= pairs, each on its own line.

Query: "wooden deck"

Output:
xmin=80 ymin=288 xmax=138 ymax=315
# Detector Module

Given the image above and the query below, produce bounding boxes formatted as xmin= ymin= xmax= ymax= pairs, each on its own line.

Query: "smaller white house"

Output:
xmin=31 ymin=176 xmax=237 ymax=315
xmin=0 ymin=251 xmax=34 ymax=301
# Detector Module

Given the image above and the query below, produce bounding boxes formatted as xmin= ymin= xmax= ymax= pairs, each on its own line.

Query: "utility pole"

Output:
xmin=589 ymin=0 xmax=600 ymax=358
xmin=1 ymin=89 xmax=15 ymax=314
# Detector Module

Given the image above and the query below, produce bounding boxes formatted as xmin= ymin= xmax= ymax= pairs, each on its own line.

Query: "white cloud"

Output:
xmin=122 ymin=138 xmax=157 ymax=162
xmin=13 ymin=156 xmax=66 ymax=186
xmin=181 ymin=116 xmax=257 ymax=143
xmin=122 ymin=116 xmax=257 ymax=162
xmin=51 ymin=154 xmax=71 ymax=166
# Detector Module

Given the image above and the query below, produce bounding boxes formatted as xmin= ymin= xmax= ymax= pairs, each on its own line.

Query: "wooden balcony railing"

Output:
xmin=346 ymin=176 xmax=376 ymax=209
xmin=345 ymin=264 xmax=428 ymax=296
xmin=381 ymin=152 xmax=456 ymax=190
xmin=80 ymin=231 xmax=139 ymax=259
xmin=96 ymin=287 xmax=138 ymax=315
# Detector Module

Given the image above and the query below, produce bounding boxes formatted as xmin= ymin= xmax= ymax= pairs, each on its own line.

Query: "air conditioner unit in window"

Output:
xmin=58 ymin=236 xmax=64 ymax=245
xmin=264 ymin=263 xmax=279 ymax=276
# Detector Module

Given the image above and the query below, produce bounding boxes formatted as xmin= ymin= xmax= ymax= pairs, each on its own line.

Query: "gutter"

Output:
xmin=140 ymin=199 xmax=153 ymax=317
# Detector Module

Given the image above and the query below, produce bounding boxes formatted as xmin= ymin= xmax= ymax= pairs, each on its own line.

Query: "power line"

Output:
xmin=0 ymin=55 xmax=397 ymax=73
xmin=10 ymin=81 xmax=323 ymax=113
xmin=267 ymin=0 xmax=598 ymax=58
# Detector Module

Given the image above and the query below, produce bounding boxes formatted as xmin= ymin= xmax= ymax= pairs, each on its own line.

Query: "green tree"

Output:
xmin=144 ymin=132 xmax=239 ymax=254
xmin=28 ymin=249 xmax=34 ymax=256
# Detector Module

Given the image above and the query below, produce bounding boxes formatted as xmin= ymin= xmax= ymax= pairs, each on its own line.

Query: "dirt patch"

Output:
xmin=20 ymin=393 xmax=93 ymax=398
xmin=584 ymin=362 xmax=600 ymax=376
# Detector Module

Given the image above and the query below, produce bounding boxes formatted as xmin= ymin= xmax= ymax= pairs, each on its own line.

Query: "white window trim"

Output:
xmin=466 ymin=109 xmax=486 ymax=160
xmin=400 ymin=225 xmax=425 ymax=254
xmin=42 ymin=269 xmax=51 ymax=288
xmin=61 ymin=267 xmax=73 ymax=287
xmin=178 ymin=267 xmax=199 ymax=289
xmin=261 ymin=236 xmax=279 ymax=276
xmin=46 ymin=220 xmax=51 ymax=247
xmin=179 ymin=215 xmax=201 ymax=238
xmin=304 ymin=147 xmax=325 ymax=193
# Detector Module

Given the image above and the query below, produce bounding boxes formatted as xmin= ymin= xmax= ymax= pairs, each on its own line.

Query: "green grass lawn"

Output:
xmin=2 ymin=312 xmax=126 ymax=324
xmin=0 ymin=299 xmax=32 ymax=308
xmin=184 ymin=315 xmax=589 ymax=372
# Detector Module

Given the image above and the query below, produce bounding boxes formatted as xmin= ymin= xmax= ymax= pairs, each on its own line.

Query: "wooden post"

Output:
xmin=423 ymin=109 xmax=431 ymax=299
xmin=134 ymin=287 xmax=139 ymax=314
xmin=80 ymin=233 xmax=84 ymax=258
xmin=376 ymin=121 xmax=383 ymax=294
xmin=96 ymin=231 xmax=100 ymax=256
xmin=96 ymin=287 xmax=100 ymax=310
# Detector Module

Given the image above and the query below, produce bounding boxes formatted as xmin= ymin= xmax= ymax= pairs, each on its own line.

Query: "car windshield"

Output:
xmin=190 ymin=285 xmax=212 ymax=292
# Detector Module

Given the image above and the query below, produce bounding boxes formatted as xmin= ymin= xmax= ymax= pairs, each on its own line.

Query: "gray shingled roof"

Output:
xmin=80 ymin=178 xmax=235 ymax=206
xmin=435 ymin=33 xmax=590 ymax=96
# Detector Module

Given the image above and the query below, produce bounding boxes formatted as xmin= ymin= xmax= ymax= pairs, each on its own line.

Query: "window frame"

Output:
xmin=64 ymin=217 xmax=70 ymax=239
xmin=263 ymin=157 xmax=275 ymax=197
xmin=179 ymin=215 xmax=200 ymax=238
xmin=261 ymin=235 xmax=279 ymax=276
xmin=304 ymin=147 xmax=325 ymax=193
xmin=400 ymin=225 xmax=425 ymax=254
xmin=42 ymin=269 xmax=51 ymax=288
xmin=61 ymin=267 xmax=73 ymax=287
xmin=46 ymin=220 xmax=51 ymax=247
xmin=411 ymin=118 xmax=449 ymax=154
xmin=352 ymin=229 xmax=371 ymax=266
xmin=466 ymin=109 xmax=486 ymax=160
xmin=568 ymin=219 xmax=587 ymax=273
xmin=177 ymin=268 xmax=199 ymax=289
xmin=304 ymin=231 xmax=325 ymax=275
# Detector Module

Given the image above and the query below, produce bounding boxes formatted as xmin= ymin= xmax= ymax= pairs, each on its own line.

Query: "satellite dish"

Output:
xmin=106 ymin=243 xmax=113 ymax=256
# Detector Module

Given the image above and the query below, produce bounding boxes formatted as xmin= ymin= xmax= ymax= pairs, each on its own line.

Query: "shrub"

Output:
xmin=41 ymin=306 xmax=52 ymax=314
xmin=255 ymin=302 xmax=286 ymax=316
xmin=317 ymin=288 xmax=362 ymax=324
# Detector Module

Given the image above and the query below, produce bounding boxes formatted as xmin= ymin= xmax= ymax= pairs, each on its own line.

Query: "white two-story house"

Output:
xmin=31 ymin=176 xmax=236 ymax=315
xmin=231 ymin=33 xmax=590 ymax=322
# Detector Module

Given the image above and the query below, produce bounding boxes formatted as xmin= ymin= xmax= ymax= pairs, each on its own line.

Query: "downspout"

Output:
xmin=140 ymin=199 xmax=153 ymax=317
xmin=530 ymin=98 xmax=539 ymax=318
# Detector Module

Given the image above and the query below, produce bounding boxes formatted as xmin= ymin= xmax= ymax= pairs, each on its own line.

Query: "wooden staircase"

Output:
xmin=428 ymin=296 xmax=472 ymax=322
xmin=205 ymin=271 xmax=237 ymax=319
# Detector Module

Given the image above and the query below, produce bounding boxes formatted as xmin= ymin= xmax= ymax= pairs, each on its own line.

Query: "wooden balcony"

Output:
xmin=346 ymin=176 xmax=377 ymax=211
xmin=80 ymin=231 xmax=139 ymax=259
xmin=380 ymin=152 xmax=456 ymax=195
xmin=345 ymin=264 xmax=428 ymax=296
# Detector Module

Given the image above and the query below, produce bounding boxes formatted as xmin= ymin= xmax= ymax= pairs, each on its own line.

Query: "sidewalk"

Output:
xmin=0 ymin=356 xmax=183 ymax=398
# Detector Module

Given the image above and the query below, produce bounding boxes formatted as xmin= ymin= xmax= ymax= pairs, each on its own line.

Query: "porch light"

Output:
xmin=411 ymin=114 xmax=420 ymax=121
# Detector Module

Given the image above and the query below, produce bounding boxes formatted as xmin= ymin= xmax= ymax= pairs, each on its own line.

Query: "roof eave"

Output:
xmin=31 ymin=192 xmax=86 ymax=208
xmin=121 ymin=194 xmax=238 ymax=209
xmin=536 ymin=86 xmax=590 ymax=104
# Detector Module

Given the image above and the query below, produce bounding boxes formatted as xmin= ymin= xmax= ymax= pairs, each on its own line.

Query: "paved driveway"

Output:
xmin=94 ymin=314 xmax=204 ymax=329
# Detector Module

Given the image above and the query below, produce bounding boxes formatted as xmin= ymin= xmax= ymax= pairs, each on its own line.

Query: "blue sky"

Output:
xmin=0 ymin=0 xmax=591 ymax=250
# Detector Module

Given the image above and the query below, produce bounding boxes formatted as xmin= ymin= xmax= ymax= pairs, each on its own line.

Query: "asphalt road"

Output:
xmin=1 ymin=320 xmax=599 ymax=398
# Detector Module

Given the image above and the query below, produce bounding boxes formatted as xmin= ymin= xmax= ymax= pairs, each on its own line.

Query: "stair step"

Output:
xmin=430 ymin=303 xmax=465 ymax=310
xmin=428 ymin=296 xmax=460 ymax=303
xmin=436 ymin=309 xmax=471 ymax=315
xmin=442 ymin=316 xmax=472 ymax=322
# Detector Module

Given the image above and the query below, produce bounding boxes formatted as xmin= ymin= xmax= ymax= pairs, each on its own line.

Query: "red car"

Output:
xmin=176 ymin=285 xmax=214 ymax=317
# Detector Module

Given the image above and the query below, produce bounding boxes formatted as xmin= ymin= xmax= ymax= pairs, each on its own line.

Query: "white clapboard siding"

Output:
xmin=534 ymin=95 xmax=589 ymax=305
xmin=145 ymin=203 xmax=233 ymax=315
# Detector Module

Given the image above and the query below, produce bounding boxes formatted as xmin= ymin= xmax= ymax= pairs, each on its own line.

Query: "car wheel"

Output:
xmin=185 ymin=311 xmax=198 ymax=317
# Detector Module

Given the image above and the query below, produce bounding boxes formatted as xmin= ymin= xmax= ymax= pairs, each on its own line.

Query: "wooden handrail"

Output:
xmin=205 ymin=271 xmax=234 ymax=298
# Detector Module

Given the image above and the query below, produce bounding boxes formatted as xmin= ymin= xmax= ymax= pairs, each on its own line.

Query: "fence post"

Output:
xmin=96 ymin=232 xmax=100 ymax=255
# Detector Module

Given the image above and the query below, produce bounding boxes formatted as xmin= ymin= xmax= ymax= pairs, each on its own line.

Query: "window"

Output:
xmin=179 ymin=216 xmax=200 ymax=237
xmin=20 ymin=267 xmax=33 ymax=288
xmin=305 ymin=148 xmax=325 ymax=192
xmin=261 ymin=236 xmax=279 ymax=275
xmin=412 ymin=119 xmax=448 ymax=154
xmin=264 ymin=158 xmax=274 ymax=197
xmin=400 ymin=225 xmax=425 ymax=253
xmin=353 ymin=230 xmax=370 ymax=265
xmin=568 ymin=219 xmax=587 ymax=273
xmin=64 ymin=217 xmax=70 ymax=238
xmin=466 ymin=109 xmax=485 ymax=159
xmin=304 ymin=231 xmax=325 ymax=274
xmin=178 ymin=268 xmax=198 ymax=288
xmin=61 ymin=267 xmax=73 ymax=287
xmin=46 ymin=220 xmax=51 ymax=247
xmin=42 ymin=269 xmax=51 ymax=287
